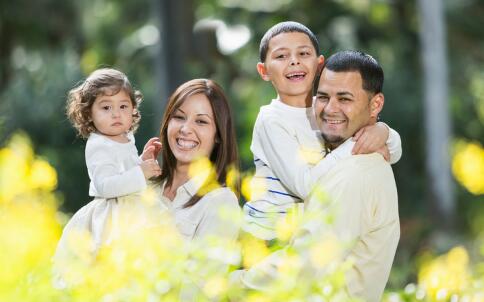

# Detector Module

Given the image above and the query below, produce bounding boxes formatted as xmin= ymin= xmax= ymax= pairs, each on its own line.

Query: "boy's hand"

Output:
xmin=376 ymin=145 xmax=390 ymax=162
xmin=352 ymin=123 xmax=389 ymax=155
xmin=141 ymin=137 xmax=162 ymax=160
xmin=140 ymin=159 xmax=161 ymax=179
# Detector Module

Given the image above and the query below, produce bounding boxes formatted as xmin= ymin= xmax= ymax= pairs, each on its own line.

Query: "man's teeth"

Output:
xmin=176 ymin=138 xmax=198 ymax=149
xmin=325 ymin=119 xmax=345 ymax=124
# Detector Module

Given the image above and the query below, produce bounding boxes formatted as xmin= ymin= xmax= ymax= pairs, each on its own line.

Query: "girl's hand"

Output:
xmin=140 ymin=159 xmax=162 ymax=179
xmin=141 ymin=137 xmax=162 ymax=160
xmin=352 ymin=123 xmax=389 ymax=155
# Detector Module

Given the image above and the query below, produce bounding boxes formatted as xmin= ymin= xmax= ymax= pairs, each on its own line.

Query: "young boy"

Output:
xmin=242 ymin=21 xmax=402 ymax=241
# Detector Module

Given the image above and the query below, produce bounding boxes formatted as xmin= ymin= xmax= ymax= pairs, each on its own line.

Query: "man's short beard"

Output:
xmin=321 ymin=132 xmax=345 ymax=150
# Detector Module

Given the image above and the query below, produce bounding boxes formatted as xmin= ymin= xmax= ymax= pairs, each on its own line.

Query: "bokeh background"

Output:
xmin=1 ymin=0 xmax=483 ymax=298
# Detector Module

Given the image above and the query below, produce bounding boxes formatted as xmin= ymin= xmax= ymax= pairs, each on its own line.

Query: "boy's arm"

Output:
xmin=352 ymin=122 xmax=402 ymax=164
xmin=86 ymin=142 xmax=147 ymax=198
xmin=385 ymin=125 xmax=402 ymax=164
xmin=254 ymin=118 xmax=353 ymax=199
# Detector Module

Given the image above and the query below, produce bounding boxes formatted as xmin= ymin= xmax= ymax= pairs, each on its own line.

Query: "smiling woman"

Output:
xmin=143 ymin=78 xmax=241 ymax=300
xmin=151 ymin=78 xmax=240 ymax=218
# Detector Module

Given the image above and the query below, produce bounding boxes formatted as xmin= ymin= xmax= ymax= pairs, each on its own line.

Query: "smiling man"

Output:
xmin=310 ymin=50 xmax=400 ymax=301
xmin=231 ymin=50 xmax=400 ymax=302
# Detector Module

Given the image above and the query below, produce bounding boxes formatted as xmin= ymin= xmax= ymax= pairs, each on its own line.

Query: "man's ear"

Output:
xmin=370 ymin=93 xmax=384 ymax=118
xmin=256 ymin=62 xmax=270 ymax=81
xmin=316 ymin=55 xmax=325 ymax=74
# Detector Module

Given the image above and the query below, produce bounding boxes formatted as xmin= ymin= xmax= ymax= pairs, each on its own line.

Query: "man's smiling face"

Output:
xmin=315 ymin=69 xmax=378 ymax=148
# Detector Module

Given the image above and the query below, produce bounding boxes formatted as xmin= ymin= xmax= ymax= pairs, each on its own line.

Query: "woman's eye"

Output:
xmin=196 ymin=119 xmax=208 ymax=125
xmin=172 ymin=115 xmax=184 ymax=120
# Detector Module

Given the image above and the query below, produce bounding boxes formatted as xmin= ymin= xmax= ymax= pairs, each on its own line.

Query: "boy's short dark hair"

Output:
xmin=324 ymin=50 xmax=384 ymax=94
xmin=259 ymin=21 xmax=320 ymax=63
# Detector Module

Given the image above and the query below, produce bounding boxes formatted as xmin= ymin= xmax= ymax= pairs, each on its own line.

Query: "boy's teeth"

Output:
xmin=287 ymin=72 xmax=306 ymax=79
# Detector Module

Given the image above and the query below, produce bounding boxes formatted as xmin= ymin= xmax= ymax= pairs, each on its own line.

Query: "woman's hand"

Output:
xmin=352 ymin=123 xmax=389 ymax=155
xmin=141 ymin=137 xmax=162 ymax=161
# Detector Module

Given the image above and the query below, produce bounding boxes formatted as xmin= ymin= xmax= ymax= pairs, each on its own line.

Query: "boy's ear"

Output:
xmin=317 ymin=55 xmax=325 ymax=74
xmin=256 ymin=62 xmax=270 ymax=81
xmin=369 ymin=93 xmax=384 ymax=118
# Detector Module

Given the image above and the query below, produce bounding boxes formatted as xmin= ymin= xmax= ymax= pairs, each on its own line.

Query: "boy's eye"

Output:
xmin=300 ymin=51 xmax=310 ymax=56
xmin=275 ymin=54 xmax=286 ymax=59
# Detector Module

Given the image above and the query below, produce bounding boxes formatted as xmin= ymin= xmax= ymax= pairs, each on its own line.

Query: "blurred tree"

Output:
xmin=418 ymin=0 xmax=454 ymax=229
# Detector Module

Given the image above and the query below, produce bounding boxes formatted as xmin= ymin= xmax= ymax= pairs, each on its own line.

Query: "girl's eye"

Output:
xmin=120 ymin=104 xmax=129 ymax=109
xmin=172 ymin=114 xmax=184 ymax=120
xmin=102 ymin=106 xmax=110 ymax=110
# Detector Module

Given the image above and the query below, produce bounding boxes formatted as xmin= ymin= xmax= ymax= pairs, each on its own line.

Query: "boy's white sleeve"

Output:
xmin=378 ymin=122 xmax=402 ymax=164
xmin=86 ymin=143 xmax=146 ymax=198
xmin=255 ymin=118 xmax=354 ymax=199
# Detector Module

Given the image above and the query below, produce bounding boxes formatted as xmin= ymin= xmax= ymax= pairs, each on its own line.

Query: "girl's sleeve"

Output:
xmin=255 ymin=118 xmax=354 ymax=199
xmin=86 ymin=141 xmax=146 ymax=198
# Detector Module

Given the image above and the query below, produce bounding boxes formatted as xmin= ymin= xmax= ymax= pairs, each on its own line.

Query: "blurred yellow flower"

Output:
xmin=452 ymin=141 xmax=484 ymax=195
xmin=225 ymin=164 xmax=240 ymax=192
xmin=29 ymin=158 xmax=58 ymax=191
xmin=240 ymin=233 xmax=270 ymax=268
xmin=309 ymin=232 xmax=343 ymax=269
xmin=188 ymin=156 xmax=220 ymax=195
xmin=418 ymin=246 xmax=471 ymax=300
xmin=275 ymin=208 xmax=299 ymax=242
xmin=203 ymin=276 xmax=228 ymax=298
xmin=241 ymin=174 xmax=267 ymax=201
xmin=298 ymin=146 xmax=323 ymax=165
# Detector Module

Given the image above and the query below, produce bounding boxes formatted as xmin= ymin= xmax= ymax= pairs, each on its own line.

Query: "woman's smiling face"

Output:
xmin=167 ymin=93 xmax=217 ymax=168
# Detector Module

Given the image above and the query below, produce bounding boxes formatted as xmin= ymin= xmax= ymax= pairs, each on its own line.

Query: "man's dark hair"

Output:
xmin=259 ymin=21 xmax=320 ymax=63
xmin=324 ymin=50 xmax=384 ymax=94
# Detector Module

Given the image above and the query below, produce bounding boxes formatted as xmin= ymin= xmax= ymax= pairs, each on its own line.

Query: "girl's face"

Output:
xmin=167 ymin=93 xmax=217 ymax=169
xmin=91 ymin=89 xmax=134 ymax=142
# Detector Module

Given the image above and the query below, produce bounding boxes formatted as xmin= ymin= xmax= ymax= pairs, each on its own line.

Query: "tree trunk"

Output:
xmin=417 ymin=0 xmax=455 ymax=229
xmin=153 ymin=0 xmax=194 ymax=126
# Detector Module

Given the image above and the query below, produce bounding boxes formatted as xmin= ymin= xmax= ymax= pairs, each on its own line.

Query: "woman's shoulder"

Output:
xmin=202 ymin=186 xmax=239 ymax=208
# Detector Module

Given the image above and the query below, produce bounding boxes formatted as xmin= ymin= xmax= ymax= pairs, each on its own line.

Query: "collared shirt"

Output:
xmin=234 ymin=154 xmax=400 ymax=302
xmin=154 ymin=178 xmax=241 ymax=242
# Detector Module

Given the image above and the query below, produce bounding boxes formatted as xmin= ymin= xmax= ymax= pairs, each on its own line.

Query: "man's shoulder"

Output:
xmin=340 ymin=153 xmax=390 ymax=173
xmin=321 ymin=153 xmax=393 ymax=186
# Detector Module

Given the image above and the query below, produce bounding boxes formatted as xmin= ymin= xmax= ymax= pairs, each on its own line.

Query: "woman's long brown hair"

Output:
xmin=157 ymin=79 xmax=240 ymax=208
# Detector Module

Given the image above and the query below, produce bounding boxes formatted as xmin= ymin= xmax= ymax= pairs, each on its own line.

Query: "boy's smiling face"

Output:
xmin=257 ymin=32 xmax=324 ymax=107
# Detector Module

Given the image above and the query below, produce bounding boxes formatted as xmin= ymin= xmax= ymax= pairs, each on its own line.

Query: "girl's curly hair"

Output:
xmin=66 ymin=68 xmax=143 ymax=138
